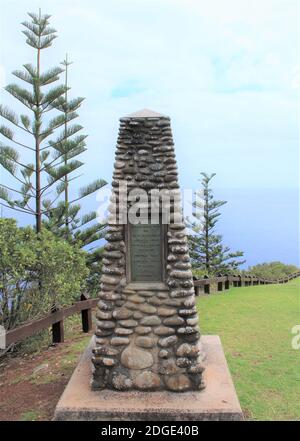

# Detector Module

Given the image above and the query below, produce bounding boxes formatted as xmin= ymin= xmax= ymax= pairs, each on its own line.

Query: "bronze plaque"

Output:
xmin=130 ymin=224 xmax=163 ymax=282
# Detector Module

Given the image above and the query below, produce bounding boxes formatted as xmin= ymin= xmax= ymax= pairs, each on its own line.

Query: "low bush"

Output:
xmin=0 ymin=218 xmax=89 ymax=331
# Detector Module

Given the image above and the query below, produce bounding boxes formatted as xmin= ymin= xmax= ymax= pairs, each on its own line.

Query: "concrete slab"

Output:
xmin=53 ymin=335 xmax=243 ymax=421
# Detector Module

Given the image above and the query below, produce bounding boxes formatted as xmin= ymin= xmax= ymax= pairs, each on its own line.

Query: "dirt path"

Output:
xmin=0 ymin=330 xmax=92 ymax=421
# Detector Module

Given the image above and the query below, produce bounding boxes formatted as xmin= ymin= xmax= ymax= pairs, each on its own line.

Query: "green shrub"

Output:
xmin=247 ymin=261 xmax=299 ymax=280
xmin=0 ymin=218 xmax=89 ymax=331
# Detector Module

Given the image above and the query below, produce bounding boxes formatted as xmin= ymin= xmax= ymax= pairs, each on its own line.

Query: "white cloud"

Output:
xmin=0 ymin=0 xmax=298 ymax=192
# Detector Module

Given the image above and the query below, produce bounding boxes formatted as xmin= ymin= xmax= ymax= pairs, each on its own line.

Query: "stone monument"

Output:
xmin=92 ymin=109 xmax=205 ymax=392
xmin=54 ymin=110 xmax=243 ymax=421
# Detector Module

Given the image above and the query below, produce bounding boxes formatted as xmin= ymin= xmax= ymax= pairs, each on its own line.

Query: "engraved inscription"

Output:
xmin=130 ymin=224 xmax=163 ymax=282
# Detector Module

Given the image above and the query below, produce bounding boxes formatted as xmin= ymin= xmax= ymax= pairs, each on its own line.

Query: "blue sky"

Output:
xmin=0 ymin=0 xmax=299 ymax=267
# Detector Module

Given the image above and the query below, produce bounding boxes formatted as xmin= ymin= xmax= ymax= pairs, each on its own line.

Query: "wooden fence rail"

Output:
xmin=1 ymin=293 xmax=98 ymax=350
xmin=193 ymin=270 xmax=300 ymax=296
xmin=1 ymin=271 xmax=299 ymax=351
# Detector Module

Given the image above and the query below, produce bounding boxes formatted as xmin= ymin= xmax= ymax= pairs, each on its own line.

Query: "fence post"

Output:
xmin=238 ymin=274 xmax=243 ymax=287
xmin=204 ymin=275 xmax=210 ymax=294
xmin=51 ymin=305 xmax=64 ymax=344
xmin=233 ymin=274 xmax=238 ymax=287
xmin=81 ymin=293 xmax=93 ymax=333
xmin=225 ymin=274 xmax=230 ymax=290
xmin=217 ymin=273 xmax=223 ymax=292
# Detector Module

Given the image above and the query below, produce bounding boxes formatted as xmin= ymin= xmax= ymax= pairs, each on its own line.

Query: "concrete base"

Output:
xmin=53 ymin=335 xmax=243 ymax=421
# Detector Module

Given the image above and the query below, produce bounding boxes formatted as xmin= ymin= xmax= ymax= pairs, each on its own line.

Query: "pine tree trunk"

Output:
xmin=64 ymin=58 xmax=69 ymax=237
xmin=35 ymin=44 xmax=42 ymax=234
xmin=205 ymin=187 xmax=209 ymax=273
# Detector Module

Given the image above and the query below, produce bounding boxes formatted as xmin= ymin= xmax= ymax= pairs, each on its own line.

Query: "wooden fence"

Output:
xmin=0 ymin=293 xmax=98 ymax=351
xmin=1 ymin=271 xmax=299 ymax=351
xmin=193 ymin=270 xmax=300 ymax=296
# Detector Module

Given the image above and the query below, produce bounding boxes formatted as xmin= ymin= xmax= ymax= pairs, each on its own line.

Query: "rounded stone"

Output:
xmin=129 ymin=295 xmax=145 ymax=304
xmin=170 ymin=289 xmax=194 ymax=299
xmin=96 ymin=329 xmax=114 ymax=338
xmin=93 ymin=356 xmax=115 ymax=367
xmin=187 ymin=317 xmax=199 ymax=326
xmin=115 ymin=327 xmax=134 ymax=336
xmin=139 ymin=291 xmax=155 ymax=298
xmin=93 ymin=346 xmax=119 ymax=356
xmin=176 ymin=343 xmax=194 ymax=357
xmin=138 ymin=149 xmax=149 ymax=155
xmin=112 ymin=374 xmax=133 ymax=391
xmin=133 ymin=311 xmax=143 ymax=320
xmin=150 ymin=163 xmax=163 ymax=171
xmin=158 ymin=335 xmax=178 ymax=348
xmin=103 ymin=267 xmax=123 ymax=276
xmin=159 ymin=359 xmax=180 ymax=375
xmin=158 ymin=349 xmax=171 ymax=359
xmin=176 ymin=357 xmax=192 ymax=368
xmin=119 ymin=319 xmax=138 ymax=328
xmin=157 ymin=292 xmax=168 ymax=299
xmin=157 ymin=307 xmax=177 ymax=317
xmin=98 ymin=300 xmax=113 ymax=311
xmin=148 ymin=297 xmax=163 ymax=306
xmin=183 ymin=297 xmax=196 ymax=308
xmin=174 ymin=262 xmax=191 ymax=270
xmin=141 ymin=316 xmax=161 ymax=326
xmin=112 ymin=308 xmax=133 ymax=320
xmin=114 ymin=161 xmax=125 ymax=169
xmin=180 ymin=280 xmax=194 ymax=288
xmin=154 ymin=326 xmax=175 ymax=336
xmin=123 ymin=289 xmax=136 ymax=295
xmin=111 ymin=337 xmax=130 ymax=346
xmin=134 ymin=371 xmax=161 ymax=390
xmin=101 ymin=274 xmax=120 ymax=285
xmin=140 ymin=304 xmax=157 ymax=314
xmin=188 ymin=364 xmax=205 ymax=374
xmin=164 ymin=298 xmax=184 ymax=307
xmin=124 ymin=302 xmax=139 ymax=311
xmin=105 ymin=232 xmax=123 ymax=242
xmin=170 ymin=245 xmax=189 ymax=254
xmin=95 ymin=337 xmax=109 ymax=346
xmin=135 ymin=336 xmax=155 ymax=349
xmin=96 ymin=320 xmax=116 ymax=329
xmin=163 ymin=316 xmax=185 ymax=327
xmin=121 ymin=346 xmax=154 ymax=370
xmin=178 ymin=308 xmax=197 ymax=317
xmin=103 ymin=250 xmax=122 ymax=259
xmin=183 ymin=332 xmax=200 ymax=343
xmin=165 ymin=374 xmax=191 ymax=392
xmin=96 ymin=310 xmax=113 ymax=320
xmin=177 ymin=326 xmax=199 ymax=335
xmin=135 ymin=326 xmax=152 ymax=335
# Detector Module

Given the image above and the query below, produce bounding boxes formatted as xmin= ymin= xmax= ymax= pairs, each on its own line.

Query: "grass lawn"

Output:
xmin=197 ymin=278 xmax=300 ymax=421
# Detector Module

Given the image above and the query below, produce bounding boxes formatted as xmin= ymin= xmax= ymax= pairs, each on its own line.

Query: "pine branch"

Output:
xmin=78 ymin=179 xmax=107 ymax=199
xmin=39 ymin=67 xmax=64 ymax=86
xmin=0 ymin=201 xmax=33 ymax=215
xmin=0 ymin=145 xmax=35 ymax=172
xmin=41 ymin=85 xmax=67 ymax=107
xmin=20 ymin=114 xmax=31 ymax=130
xmin=42 ymin=125 xmax=84 ymax=151
xmin=5 ymin=84 xmax=36 ymax=110
xmin=40 ymin=112 xmax=78 ymax=141
xmin=0 ymin=104 xmax=19 ymax=125
xmin=45 ymin=160 xmax=84 ymax=187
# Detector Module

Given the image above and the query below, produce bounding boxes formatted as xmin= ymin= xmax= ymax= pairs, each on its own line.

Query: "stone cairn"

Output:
xmin=92 ymin=109 xmax=205 ymax=392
